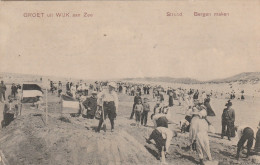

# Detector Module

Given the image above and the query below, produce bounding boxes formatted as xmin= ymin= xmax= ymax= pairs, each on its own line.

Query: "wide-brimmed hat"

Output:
xmin=91 ymin=91 xmax=98 ymax=95
xmin=108 ymin=82 xmax=117 ymax=89
xmin=225 ymin=100 xmax=232 ymax=107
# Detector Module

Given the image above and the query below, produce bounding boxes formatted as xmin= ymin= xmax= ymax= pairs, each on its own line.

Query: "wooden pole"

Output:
xmin=45 ymin=88 xmax=48 ymax=125
xmin=20 ymin=84 xmax=23 ymax=116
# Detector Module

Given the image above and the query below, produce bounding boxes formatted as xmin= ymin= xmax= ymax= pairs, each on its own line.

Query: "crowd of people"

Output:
xmin=48 ymin=79 xmax=259 ymax=164
xmin=1 ymin=78 xmax=260 ymax=165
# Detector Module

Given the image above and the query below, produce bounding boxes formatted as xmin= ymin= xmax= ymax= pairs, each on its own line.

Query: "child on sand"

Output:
xmin=134 ymin=100 xmax=143 ymax=127
xmin=141 ymin=98 xmax=150 ymax=126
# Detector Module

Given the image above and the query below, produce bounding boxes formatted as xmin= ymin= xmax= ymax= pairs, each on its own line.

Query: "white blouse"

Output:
xmin=97 ymin=90 xmax=119 ymax=111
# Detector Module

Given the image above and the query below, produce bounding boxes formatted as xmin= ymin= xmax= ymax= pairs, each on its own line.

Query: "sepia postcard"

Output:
xmin=0 ymin=1 xmax=260 ymax=165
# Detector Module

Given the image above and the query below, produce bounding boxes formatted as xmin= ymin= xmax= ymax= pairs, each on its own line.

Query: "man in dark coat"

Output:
xmin=11 ymin=83 xmax=17 ymax=98
xmin=82 ymin=92 xmax=98 ymax=119
xmin=221 ymin=100 xmax=235 ymax=140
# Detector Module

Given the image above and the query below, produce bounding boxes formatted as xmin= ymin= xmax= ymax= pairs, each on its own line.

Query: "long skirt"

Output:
xmin=189 ymin=116 xmax=208 ymax=143
xmin=196 ymin=132 xmax=212 ymax=160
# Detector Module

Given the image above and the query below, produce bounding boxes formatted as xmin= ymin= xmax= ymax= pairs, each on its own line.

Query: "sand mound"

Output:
xmin=0 ymin=113 xmax=157 ymax=165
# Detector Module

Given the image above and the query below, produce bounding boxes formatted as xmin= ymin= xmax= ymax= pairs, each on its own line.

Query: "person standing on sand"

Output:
xmin=189 ymin=105 xmax=212 ymax=165
xmin=134 ymin=100 xmax=143 ymax=127
xmin=204 ymin=94 xmax=215 ymax=116
xmin=168 ymin=91 xmax=174 ymax=109
xmin=0 ymin=81 xmax=7 ymax=102
xmin=141 ymin=98 xmax=150 ymax=126
xmin=221 ymin=100 xmax=235 ymax=140
xmin=96 ymin=82 xmax=118 ymax=132
xmin=11 ymin=83 xmax=17 ymax=98
xmin=130 ymin=92 xmax=142 ymax=119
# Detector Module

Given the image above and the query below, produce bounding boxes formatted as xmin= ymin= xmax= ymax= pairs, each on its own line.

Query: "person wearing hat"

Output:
xmin=221 ymin=100 xmax=235 ymax=140
xmin=82 ymin=91 xmax=98 ymax=119
xmin=96 ymin=82 xmax=119 ymax=132
xmin=2 ymin=95 xmax=18 ymax=128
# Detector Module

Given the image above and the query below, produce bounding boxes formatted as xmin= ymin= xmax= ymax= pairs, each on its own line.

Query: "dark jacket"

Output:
xmin=0 ymin=84 xmax=6 ymax=93
xmin=11 ymin=85 xmax=17 ymax=93
xmin=82 ymin=97 xmax=97 ymax=115
xmin=222 ymin=108 xmax=235 ymax=122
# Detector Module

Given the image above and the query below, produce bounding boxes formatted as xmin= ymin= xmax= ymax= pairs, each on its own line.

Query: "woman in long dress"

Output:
xmin=189 ymin=105 xmax=212 ymax=164
xmin=204 ymin=95 xmax=215 ymax=116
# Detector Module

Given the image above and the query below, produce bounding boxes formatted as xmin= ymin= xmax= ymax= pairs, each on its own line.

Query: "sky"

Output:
xmin=0 ymin=1 xmax=260 ymax=81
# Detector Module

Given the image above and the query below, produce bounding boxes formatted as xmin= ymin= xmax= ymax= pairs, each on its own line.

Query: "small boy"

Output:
xmin=141 ymin=98 xmax=150 ymax=126
xmin=134 ymin=100 xmax=143 ymax=127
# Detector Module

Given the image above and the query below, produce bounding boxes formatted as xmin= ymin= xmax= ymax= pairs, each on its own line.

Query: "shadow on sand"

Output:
xmin=174 ymin=151 xmax=200 ymax=164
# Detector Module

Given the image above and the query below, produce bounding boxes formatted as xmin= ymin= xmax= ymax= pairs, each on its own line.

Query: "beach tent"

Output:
xmin=21 ymin=84 xmax=43 ymax=103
